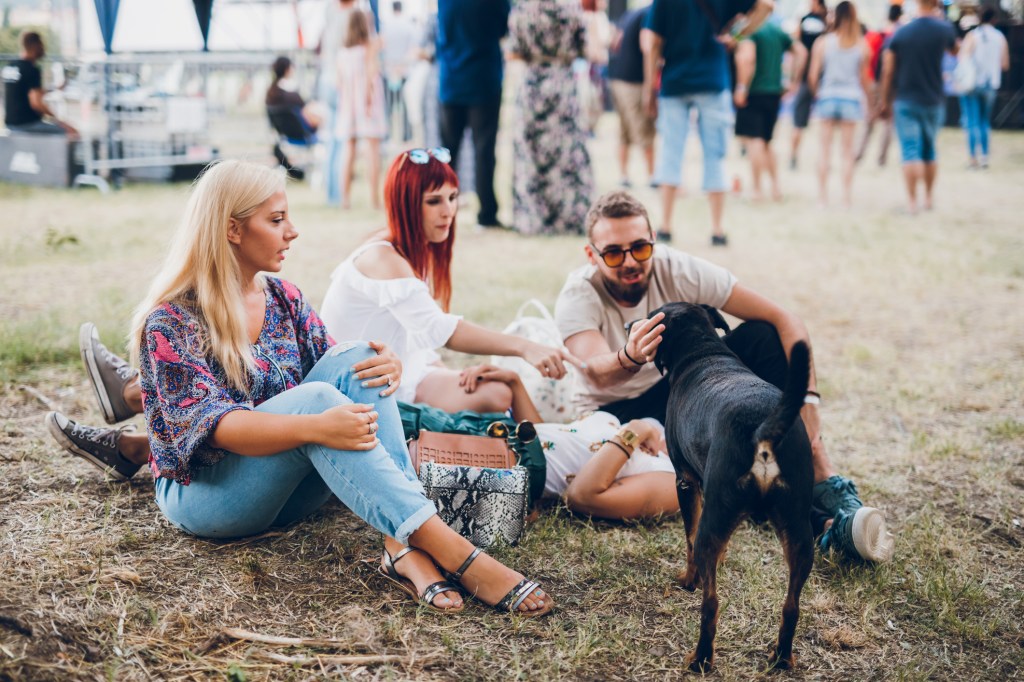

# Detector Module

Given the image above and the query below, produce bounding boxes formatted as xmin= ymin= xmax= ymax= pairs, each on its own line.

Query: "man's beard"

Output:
xmin=602 ymin=269 xmax=648 ymax=306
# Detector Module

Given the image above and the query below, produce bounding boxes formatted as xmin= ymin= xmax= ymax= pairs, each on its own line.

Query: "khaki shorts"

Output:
xmin=610 ymin=80 xmax=655 ymax=147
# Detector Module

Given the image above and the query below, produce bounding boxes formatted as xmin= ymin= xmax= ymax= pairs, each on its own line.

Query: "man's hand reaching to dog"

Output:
xmin=625 ymin=312 xmax=666 ymax=365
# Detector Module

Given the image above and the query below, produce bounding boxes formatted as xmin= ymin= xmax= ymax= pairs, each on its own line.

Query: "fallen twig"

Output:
xmin=17 ymin=385 xmax=59 ymax=412
xmin=250 ymin=650 xmax=444 ymax=667
xmin=218 ymin=627 xmax=361 ymax=649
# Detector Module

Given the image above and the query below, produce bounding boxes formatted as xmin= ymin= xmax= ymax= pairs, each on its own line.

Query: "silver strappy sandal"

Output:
xmin=448 ymin=547 xmax=554 ymax=618
xmin=379 ymin=547 xmax=464 ymax=612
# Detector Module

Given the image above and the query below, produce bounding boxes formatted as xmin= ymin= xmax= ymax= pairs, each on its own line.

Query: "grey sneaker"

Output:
xmin=79 ymin=322 xmax=137 ymax=424
xmin=819 ymin=507 xmax=895 ymax=563
xmin=45 ymin=411 xmax=141 ymax=481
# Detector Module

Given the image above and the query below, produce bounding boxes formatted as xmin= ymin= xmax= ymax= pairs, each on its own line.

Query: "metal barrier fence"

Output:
xmin=2 ymin=51 xmax=319 ymax=191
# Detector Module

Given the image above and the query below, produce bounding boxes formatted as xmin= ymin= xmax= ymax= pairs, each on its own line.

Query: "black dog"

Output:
xmin=652 ymin=302 xmax=814 ymax=672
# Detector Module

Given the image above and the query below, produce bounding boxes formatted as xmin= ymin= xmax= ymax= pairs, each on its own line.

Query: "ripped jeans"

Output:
xmin=154 ymin=342 xmax=437 ymax=542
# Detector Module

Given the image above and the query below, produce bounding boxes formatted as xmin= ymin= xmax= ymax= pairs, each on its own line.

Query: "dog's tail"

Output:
xmin=753 ymin=341 xmax=811 ymax=454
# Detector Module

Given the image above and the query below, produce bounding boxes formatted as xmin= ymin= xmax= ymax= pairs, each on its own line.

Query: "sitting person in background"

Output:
xmin=265 ymin=56 xmax=321 ymax=175
xmin=2 ymin=30 xmax=77 ymax=137
xmin=46 ymin=159 xmax=553 ymax=617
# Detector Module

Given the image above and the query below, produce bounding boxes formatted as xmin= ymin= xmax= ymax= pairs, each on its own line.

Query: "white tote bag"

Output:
xmin=491 ymin=299 xmax=577 ymax=424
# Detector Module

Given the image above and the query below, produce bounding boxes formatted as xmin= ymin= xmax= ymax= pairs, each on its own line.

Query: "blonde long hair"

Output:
xmin=128 ymin=160 xmax=287 ymax=393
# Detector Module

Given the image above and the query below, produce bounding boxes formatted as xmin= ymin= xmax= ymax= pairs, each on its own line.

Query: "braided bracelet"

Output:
xmin=617 ymin=348 xmax=642 ymax=374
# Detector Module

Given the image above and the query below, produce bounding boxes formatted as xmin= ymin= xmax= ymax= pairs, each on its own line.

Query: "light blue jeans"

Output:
xmin=960 ymin=86 xmax=997 ymax=159
xmin=154 ymin=342 xmax=437 ymax=543
xmin=653 ymin=90 xmax=732 ymax=192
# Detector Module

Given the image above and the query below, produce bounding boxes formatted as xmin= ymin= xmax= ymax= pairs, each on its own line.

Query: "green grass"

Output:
xmin=1 ymin=114 xmax=1023 ymax=680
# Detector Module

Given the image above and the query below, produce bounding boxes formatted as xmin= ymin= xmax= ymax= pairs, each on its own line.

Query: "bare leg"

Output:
xmin=413 ymin=368 xmax=514 ymax=414
xmin=367 ymin=137 xmax=382 ymax=210
xmin=119 ymin=433 xmax=151 ymax=465
xmin=660 ymin=183 xmax=678 ymax=236
xmin=124 ymin=379 xmax=143 ymax=415
xmin=341 ymin=138 xmax=357 ymax=209
xmin=765 ymin=140 xmax=781 ymax=201
xmin=708 ymin=191 xmax=725 ymax=239
xmin=838 ymin=121 xmax=857 ymax=209
xmin=743 ymin=137 xmax=767 ymax=200
xmin=922 ymin=161 xmax=938 ymax=210
xmin=618 ymin=143 xmax=629 ymax=183
xmin=902 ymin=161 xmax=923 ymax=214
xmin=381 ymin=535 xmax=462 ymax=609
xmin=408 ymin=516 xmax=550 ymax=612
xmin=643 ymin=144 xmax=655 ymax=178
xmin=790 ymin=127 xmax=804 ymax=168
xmin=817 ymin=121 xmax=834 ymax=207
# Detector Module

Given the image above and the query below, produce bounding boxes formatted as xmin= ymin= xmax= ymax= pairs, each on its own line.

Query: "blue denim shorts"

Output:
xmin=653 ymin=90 xmax=732 ymax=192
xmin=816 ymin=97 xmax=862 ymax=122
xmin=894 ymin=101 xmax=945 ymax=163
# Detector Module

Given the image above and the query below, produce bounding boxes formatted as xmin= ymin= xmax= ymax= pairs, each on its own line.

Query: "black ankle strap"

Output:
xmin=449 ymin=547 xmax=482 ymax=582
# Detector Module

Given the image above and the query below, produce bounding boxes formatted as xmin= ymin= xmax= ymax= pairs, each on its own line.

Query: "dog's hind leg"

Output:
xmin=684 ymin=517 xmax=735 ymax=673
xmin=675 ymin=472 xmax=703 ymax=591
xmin=769 ymin=520 xmax=814 ymax=671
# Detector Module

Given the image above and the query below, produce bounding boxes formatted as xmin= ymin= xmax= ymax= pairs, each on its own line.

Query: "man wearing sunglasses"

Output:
xmin=553 ymin=190 xmax=895 ymax=564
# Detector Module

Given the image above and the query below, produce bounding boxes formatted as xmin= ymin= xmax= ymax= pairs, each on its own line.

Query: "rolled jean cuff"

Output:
xmin=393 ymin=501 xmax=438 ymax=544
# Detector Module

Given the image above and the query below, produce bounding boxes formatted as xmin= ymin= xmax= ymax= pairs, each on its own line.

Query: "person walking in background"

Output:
xmin=608 ymin=3 xmax=655 ymax=189
xmin=733 ymin=20 xmax=807 ymax=201
xmin=879 ymin=0 xmax=957 ymax=214
xmin=808 ymin=1 xmax=870 ymax=208
xmin=507 ymin=0 xmax=594 ymax=236
xmin=381 ymin=1 xmax=417 ymax=143
xmin=317 ymin=0 xmax=372 ymax=206
xmin=437 ymin=0 xmax=510 ymax=230
xmin=580 ymin=0 xmax=612 ymax=136
xmin=855 ymin=3 xmax=903 ymax=166
xmin=958 ymin=7 xmax=1008 ymax=169
xmin=642 ymin=0 xmax=773 ymax=246
xmin=336 ymin=9 xmax=387 ymax=210
xmin=789 ymin=0 xmax=828 ymax=170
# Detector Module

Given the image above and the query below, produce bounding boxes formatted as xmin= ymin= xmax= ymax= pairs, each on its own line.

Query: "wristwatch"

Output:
xmin=616 ymin=428 xmax=640 ymax=450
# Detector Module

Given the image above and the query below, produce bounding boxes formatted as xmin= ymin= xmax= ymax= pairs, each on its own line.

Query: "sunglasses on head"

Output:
xmin=399 ymin=147 xmax=452 ymax=169
xmin=589 ymin=240 xmax=656 ymax=268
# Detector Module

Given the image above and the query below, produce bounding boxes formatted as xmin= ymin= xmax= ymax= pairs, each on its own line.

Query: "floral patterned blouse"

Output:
xmin=138 ymin=277 xmax=334 ymax=484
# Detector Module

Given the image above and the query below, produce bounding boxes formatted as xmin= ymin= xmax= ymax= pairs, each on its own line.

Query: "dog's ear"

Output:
xmin=700 ymin=305 xmax=731 ymax=334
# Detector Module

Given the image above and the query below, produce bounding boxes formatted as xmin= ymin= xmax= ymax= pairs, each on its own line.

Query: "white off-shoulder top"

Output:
xmin=320 ymin=241 xmax=462 ymax=402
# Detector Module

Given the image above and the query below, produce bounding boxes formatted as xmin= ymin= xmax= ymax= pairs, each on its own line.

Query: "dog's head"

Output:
xmin=652 ymin=302 xmax=731 ymax=375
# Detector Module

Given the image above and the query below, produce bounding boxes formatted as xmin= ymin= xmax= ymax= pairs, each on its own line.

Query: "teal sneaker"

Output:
xmin=811 ymin=475 xmax=864 ymax=535
xmin=819 ymin=507 xmax=895 ymax=563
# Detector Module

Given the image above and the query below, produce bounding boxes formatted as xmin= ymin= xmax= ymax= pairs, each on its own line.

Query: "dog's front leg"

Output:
xmin=769 ymin=521 xmax=814 ymax=671
xmin=674 ymin=474 xmax=703 ymax=591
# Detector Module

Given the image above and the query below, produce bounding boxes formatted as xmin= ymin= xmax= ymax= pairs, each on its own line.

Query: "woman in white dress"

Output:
xmin=320 ymin=148 xmax=582 ymax=413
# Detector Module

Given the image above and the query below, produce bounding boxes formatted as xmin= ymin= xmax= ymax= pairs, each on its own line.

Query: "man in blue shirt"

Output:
xmin=879 ymin=0 xmax=957 ymax=214
xmin=642 ymin=0 xmax=772 ymax=247
xmin=436 ymin=0 xmax=510 ymax=229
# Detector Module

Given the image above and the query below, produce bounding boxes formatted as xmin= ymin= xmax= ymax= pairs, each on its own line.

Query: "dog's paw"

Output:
xmin=675 ymin=568 xmax=701 ymax=592
xmin=685 ymin=651 xmax=714 ymax=674
xmin=767 ymin=647 xmax=796 ymax=671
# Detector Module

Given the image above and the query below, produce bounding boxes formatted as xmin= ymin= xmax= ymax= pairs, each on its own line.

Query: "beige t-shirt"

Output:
xmin=554 ymin=246 xmax=737 ymax=412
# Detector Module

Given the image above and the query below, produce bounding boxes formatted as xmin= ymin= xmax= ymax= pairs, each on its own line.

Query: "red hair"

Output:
xmin=384 ymin=151 xmax=459 ymax=311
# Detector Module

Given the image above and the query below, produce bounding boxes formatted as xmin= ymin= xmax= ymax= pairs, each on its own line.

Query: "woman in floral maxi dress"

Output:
xmin=508 ymin=0 xmax=594 ymax=236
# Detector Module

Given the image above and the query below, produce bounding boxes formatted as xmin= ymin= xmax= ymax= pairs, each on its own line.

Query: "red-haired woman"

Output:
xmin=320 ymin=148 xmax=581 ymax=413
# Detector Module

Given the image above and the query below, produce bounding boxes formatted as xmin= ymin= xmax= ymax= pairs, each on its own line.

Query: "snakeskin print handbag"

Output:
xmin=418 ymin=461 xmax=529 ymax=548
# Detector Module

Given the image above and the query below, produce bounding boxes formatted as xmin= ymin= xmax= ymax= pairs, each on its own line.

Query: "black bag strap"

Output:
xmin=694 ymin=0 xmax=723 ymax=35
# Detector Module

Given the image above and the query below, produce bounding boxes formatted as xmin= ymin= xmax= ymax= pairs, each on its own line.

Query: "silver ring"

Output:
xmin=386 ymin=375 xmax=393 ymax=387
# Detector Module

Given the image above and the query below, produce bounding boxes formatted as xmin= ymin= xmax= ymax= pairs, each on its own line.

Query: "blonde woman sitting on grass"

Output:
xmin=46 ymin=159 xmax=553 ymax=617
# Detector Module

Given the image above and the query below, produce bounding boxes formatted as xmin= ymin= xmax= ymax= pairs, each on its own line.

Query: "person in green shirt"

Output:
xmin=734 ymin=21 xmax=807 ymax=201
